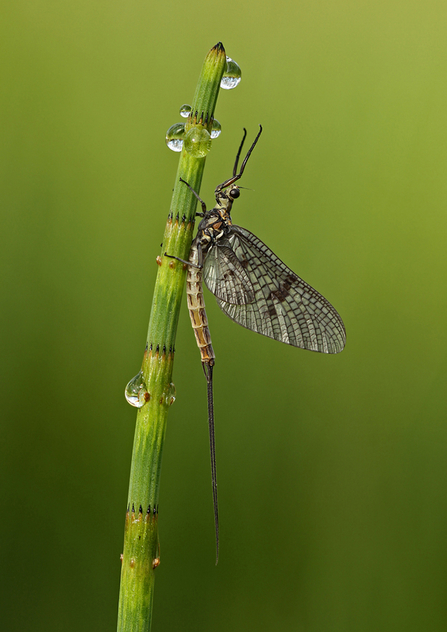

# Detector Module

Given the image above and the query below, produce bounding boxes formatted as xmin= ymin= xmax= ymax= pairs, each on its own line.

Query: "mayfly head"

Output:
xmin=215 ymin=184 xmax=241 ymax=210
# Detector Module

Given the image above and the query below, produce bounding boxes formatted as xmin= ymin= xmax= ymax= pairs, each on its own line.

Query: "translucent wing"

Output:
xmin=215 ymin=225 xmax=346 ymax=354
xmin=203 ymin=239 xmax=255 ymax=304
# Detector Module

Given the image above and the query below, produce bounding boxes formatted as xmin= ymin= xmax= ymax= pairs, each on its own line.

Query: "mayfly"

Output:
xmin=167 ymin=126 xmax=346 ymax=562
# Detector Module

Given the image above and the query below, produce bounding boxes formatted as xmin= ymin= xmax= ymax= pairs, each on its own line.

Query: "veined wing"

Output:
xmin=215 ymin=225 xmax=346 ymax=354
xmin=203 ymin=240 xmax=255 ymax=305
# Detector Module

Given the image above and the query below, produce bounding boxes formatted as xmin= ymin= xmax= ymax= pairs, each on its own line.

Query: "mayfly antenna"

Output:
xmin=217 ymin=125 xmax=263 ymax=192
xmin=232 ymin=128 xmax=247 ymax=176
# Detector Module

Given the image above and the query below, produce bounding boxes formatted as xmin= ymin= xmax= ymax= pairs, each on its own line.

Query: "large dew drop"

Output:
xmin=221 ymin=56 xmax=242 ymax=90
xmin=179 ymin=104 xmax=192 ymax=118
xmin=125 ymin=370 xmax=150 ymax=408
xmin=166 ymin=122 xmax=186 ymax=152
xmin=183 ymin=128 xmax=212 ymax=158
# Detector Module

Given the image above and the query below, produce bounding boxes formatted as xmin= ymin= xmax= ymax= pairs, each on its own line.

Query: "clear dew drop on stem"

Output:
xmin=125 ymin=370 xmax=150 ymax=408
xmin=164 ymin=382 xmax=176 ymax=406
xmin=179 ymin=104 xmax=192 ymax=118
xmin=220 ymin=56 xmax=242 ymax=90
xmin=183 ymin=127 xmax=212 ymax=158
xmin=211 ymin=119 xmax=222 ymax=139
xmin=166 ymin=122 xmax=186 ymax=152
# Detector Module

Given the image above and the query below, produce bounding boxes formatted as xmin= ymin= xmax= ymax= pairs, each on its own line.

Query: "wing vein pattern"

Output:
xmin=206 ymin=225 xmax=346 ymax=354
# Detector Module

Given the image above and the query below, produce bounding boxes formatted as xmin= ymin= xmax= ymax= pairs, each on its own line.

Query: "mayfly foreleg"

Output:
xmin=179 ymin=177 xmax=207 ymax=216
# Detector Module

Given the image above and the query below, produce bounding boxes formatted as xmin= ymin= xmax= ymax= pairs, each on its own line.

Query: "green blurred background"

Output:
xmin=2 ymin=1 xmax=447 ymax=630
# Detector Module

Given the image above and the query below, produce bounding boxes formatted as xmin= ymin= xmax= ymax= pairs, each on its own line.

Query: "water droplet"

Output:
xmin=125 ymin=371 xmax=150 ymax=408
xmin=183 ymin=128 xmax=212 ymax=158
xmin=164 ymin=382 xmax=176 ymax=406
xmin=166 ymin=122 xmax=186 ymax=152
xmin=179 ymin=104 xmax=192 ymax=118
xmin=221 ymin=56 xmax=242 ymax=90
xmin=211 ymin=119 xmax=222 ymax=139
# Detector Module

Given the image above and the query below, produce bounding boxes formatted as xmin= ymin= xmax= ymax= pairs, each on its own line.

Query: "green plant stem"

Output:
xmin=117 ymin=42 xmax=227 ymax=632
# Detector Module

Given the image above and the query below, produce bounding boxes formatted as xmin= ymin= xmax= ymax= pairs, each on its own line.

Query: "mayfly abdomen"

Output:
xmin=186 ymin=244 xmax=215 ymax=367
xmin=186 ymin=241 xmax=218 ymax=562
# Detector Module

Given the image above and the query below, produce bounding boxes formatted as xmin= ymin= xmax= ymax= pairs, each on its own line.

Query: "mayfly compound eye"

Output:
xmin=230 ymin=188 xmax=240 ymax=199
